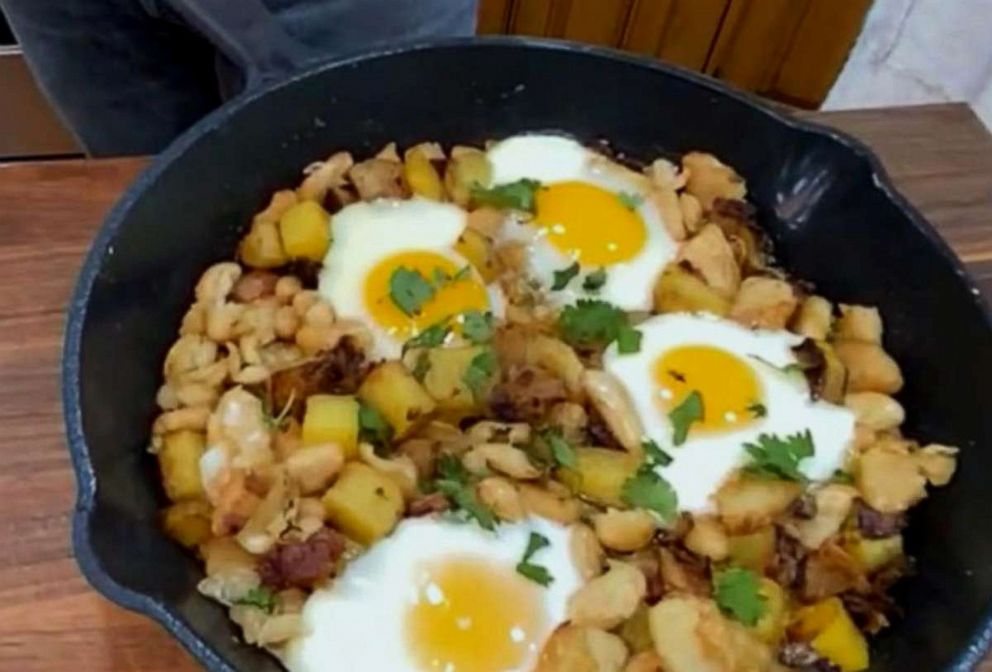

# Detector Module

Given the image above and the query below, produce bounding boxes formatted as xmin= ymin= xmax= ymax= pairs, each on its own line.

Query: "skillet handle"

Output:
xmin=164 ymin=0 xmax=314 ymax=90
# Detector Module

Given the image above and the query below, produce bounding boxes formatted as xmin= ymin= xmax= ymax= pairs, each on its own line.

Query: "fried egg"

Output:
xmin=603 ymin=313 xmax=855 ymax=512
xmin=318 ymin=198 xmax=504 ymax=360
xmin=283 ymin=517 xmax=583 ymax=672
xmin=487 ymin=134 xmax=677 ymax=311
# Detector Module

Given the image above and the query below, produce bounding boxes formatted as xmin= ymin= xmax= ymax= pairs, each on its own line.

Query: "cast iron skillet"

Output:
xmin=63 ymin=5 xmax=992 ymax=671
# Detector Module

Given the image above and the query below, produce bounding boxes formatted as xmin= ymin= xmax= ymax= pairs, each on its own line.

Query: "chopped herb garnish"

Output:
xmin=462 ymin=310 xmax=494 ymax=344
xmin=582 ymin=267 xmax=607 ymax=292
xmin=544 ymin=430 xmax=577 ymax=469
xmin=236 ymin=587 xmax=276 ymax=614
xmin=261 ymin=390 xmax=294 ymax=431
xmin=831 ymin=469 xmax=854 ymax=485
xmin=389 ymin=266 xmax=435 ymax=316
xmin=669 ymin=390 xmax=704 ymax=446
xmin=452 ymin=265 xmax=472 ymax=282
xmin=743 ymin=430 xmax=815 ymax=482
xmin=668 ymin=369 xmax=687 ymax=383
xmin=713 ymin=568 xmax=766 ymax=626
xmin=747 ymin=401 xmax=768 ymax=418
xmin=358 ymin=402 xmax=393 ymax=446
xmin=551 ymin=262 xmax=580 ymax=291
xmin=432 ymin=267 xmax=451 ymax=287
xmin=433 ymin=454 xmax=496 ymax=530
xmin=462 ymin=348 xmax=497 ymax=400
xmin=642 ymin=438 xmax=673 ymax=467
xmin=471 ymin=178 xmax=542 ymax=213
xmin=621 ymin=466 xmax=678 ymax=521
xmin=404 ymin=320 xmax=450 ymax=351
xmin=749 ymin=354 xmax=802 ymax=376
xmin=516 ymin=532 xmax=553 ymax=586
xmin=557 ymin=299 xmax=642 ymax=354
xmin=617 ymin=191 xmax=644 ymax=210
xmin=412 ymin=351 xmax=431 ymax=382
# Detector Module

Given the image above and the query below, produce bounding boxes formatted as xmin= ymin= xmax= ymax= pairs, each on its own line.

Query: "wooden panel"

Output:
xmin=704 ymin=0 xmax=811 ymax=91
xmin=622 ymin=0 xmax=675 ymax=55
xmin=478 ymin=0 xmax=514 ymax=34
xmin=656 ymin=0 xmax=730 ymax=70
xmin=559 ymin=0 xmax=633 ymax=46
xmin=771 ymin=0 xmax=873 ymax=107
xmin=509 ymin=0 xmax=556 ymax=36
xmin=0 ymin=48 xmax=80 ymax=159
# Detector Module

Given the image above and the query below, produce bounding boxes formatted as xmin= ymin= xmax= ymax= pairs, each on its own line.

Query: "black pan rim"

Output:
xmin=61 ymin=35 xmax=992 ymax=671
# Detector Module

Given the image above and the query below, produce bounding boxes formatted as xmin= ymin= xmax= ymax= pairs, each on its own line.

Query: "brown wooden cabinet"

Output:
xmin=477 ymin=0 xmax=873 ymax=109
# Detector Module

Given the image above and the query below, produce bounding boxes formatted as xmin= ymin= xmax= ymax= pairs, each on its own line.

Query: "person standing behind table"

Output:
xmin=0 ymin=0 xmax=479 ymax=157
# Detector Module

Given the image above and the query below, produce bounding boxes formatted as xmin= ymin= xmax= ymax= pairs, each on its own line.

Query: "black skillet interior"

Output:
xmin=63 ymin=38 xmax=992 ymax=671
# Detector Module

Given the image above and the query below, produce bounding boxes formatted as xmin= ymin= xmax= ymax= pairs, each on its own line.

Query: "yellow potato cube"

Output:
xmin=239 ymin=219 xmax=288 ymax=269
xmin=358 ymin=361 xmax=436 ymax=438
xmin=302 ymin=394 xmax=360 ymax=458
xmin=279 ymin=200 xmax=331 ymax=261
xmin=791 ymin=598 xmax=869 ymax=672
xmin=403 ymin=146 xmax=444 ymax=200
xmin=751 ymin=578 xmax=787 ymax=644
xmin=454 ymin=228 xmax=498 ymax=282
xmin=162 ymin=500 xmax=212 ymax=548
xmin=726 ymin=527 xmax=776 ymax=573
xmin=557 ymin=447 xmax=641 ymax=508
xmin=158 ymin=430 xmax=206 ymax=502
xmin=848 ymin=534 xmax=903 ymax=573
xmin=653 ymin=264 xmax=731 ymax=316
xmin=322 ymin=462 xmax=404 ymax=544
xmin=416 ymin=345 xmax=487 ymax=414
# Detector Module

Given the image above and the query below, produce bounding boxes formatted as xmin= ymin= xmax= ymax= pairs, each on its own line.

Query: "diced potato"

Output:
xmin=729 ymin=276 xmax=798 ymax=329
xmin=683 ymin=516 xmax=729 ymax=561
xmin=682 ymin=152 xmax=747 ymax=210
xmin=792 ymin=295 xmax=833 ymax=340
xmin=403 ymin=145 xmax=445 ymax=200
xmin=302 ymin=394 xmax=360 ymax=458
xmin=751 ymin=578 xmax=788 ymax=644
xmin=567 ymin=561 xmax=647 ymax=630
xmin=278 ymin=200 xmax=330 ymax=261
xmin=519 ymin=482 xmax=583 ymax=525
xmin=162 ymin=500 xmax=212 ymax=548
xmin=833 ymin=341 xmax=903 ymax=394
xmin=653 ymin=264 xmax=731 ymax=316
xmin=446 ymin=147 xmax=493 ymax=206
xmin=454 ymin=228 xmax=499 ymax=282
xmin=855 ymin=445 xmax=926 ymax=513
xmin=677 ymin=224 xmax=740 ymax=297
xmin=411 ymin=345 xmax=488 ymax=414
xmin=726 ymin=527 xmax=776 ymax=573
xmin=285 ymin=442 xmax=345 ymax=495
xmin=835 ymin=305 xmax=882 ymax=344
xmin=557 ymin=448 xmax=641 ymax=508
xmin=844 ymin=392 xmax=905 ymax=431
xmin=158 ymin=430 xmax=206 ymax=501
xmin=808 ymin=340 xmax=848 ymax=404
xmin=618 ymin=604 xmax=653 ymax=654
xmin=788 ymin=484 xmax=857 ymax=550
xmin=715 ymin=477 xmax=802 ymax=533
xmin=358 ymin=361 xmax=437 ymax=439
xmin=791 ymin=598 xmax=869 ymax=672
xmin=917 ymin=443 xmax=958 ymax=486
xmin=847 ymin=534 xmax=903 ymax=573
xmin=493 ymin=327 xmax=585 ymax=396
xmin=322 ymin=462 xmax=404 ymax=544
xmin=536 ymin=624 xmax=629 ymax=672
xmin=239 ymin=220 xmax=289 ymax=269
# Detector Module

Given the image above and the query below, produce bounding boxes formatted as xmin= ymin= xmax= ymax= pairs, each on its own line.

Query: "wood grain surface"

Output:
xmin=0 ymin=103 xmax=990 ymax=671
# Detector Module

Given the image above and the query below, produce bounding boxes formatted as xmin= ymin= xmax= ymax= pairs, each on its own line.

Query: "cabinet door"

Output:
xmin=622 ymin=0 xmax=729 ymax=71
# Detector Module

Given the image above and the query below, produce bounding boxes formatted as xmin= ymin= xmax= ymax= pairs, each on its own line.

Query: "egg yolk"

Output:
xmin=532 ymin=181 xmax=647 ymax=266
xmin=406 ymin=557 xmax=547 ymax=672
xmin=654 ymin=345 xmax=763 ymax=435
xmin=364 ymin=250 xmax=490 ymax=341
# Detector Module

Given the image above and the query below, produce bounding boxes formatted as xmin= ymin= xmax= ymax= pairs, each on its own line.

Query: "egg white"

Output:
xmin=487 ymin=134 xmax=677 ymax=311
xmin=317 ymin=197 xmax=504 ymax=360
xmin=283 ymin=517 xmax=583 ymax=672
xmin=603 ymin=313 xmax=855 ymax=512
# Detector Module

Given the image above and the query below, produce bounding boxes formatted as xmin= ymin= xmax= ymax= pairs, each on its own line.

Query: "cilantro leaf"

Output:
xmin=743 ymin=430 xmax=815 ymax=482
xmin=747 ymin=401 xmax=767 ymax=418
xmin=358 ymin=402 xmax=393 ymax=446
xmin=432 ymin=267 xmax=451 ymax=287
xmin=389 ymin=267 xmax=435 ymax=316
xmin=235 ymin=587 xmax=276 ymax=614
xmin=433 ymin=454 xmax=496 ymax=530
xmin=462 ymin=310 xmax=494 ymax=344
xmin=462 ymin=348 xmax=497 ymax=400
xmin=669 ymin=391 xmax=704 ymax=446
xmin=551 ymin=262 xmax=580 ymax=291
xmin=452 ymin=265 xmax=472 ymax=282
xmin=412 ymin=351 xmax=431 ymax=382
xmin=831 ymin=469 xmax=854 ymax=485
xmin=617 ymin=191 xmax=644 ymax=210
xmin=642 ymin=438 xmax=673 ymax=467
xmin=516 ymin=532 xmax=553 ymax=586
xmin=713 ymin=568 xmax=766 ymax=626
xmin=582 ymin=268 xmax=607 ymax=292
xmin=544 ymin=430 xmax=577 ymax=469
xmin=557 ymin=299 xmax=642 ymax=354
xmin=471 ymin=179 xmax=542 ymax=213
xmin=621 ymin=466 xmax=678 ymax=521
xmin=404 ymin=320 xmax=450 ymax=351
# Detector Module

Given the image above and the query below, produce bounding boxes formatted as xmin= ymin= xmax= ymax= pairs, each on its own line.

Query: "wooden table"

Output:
xmin=0 ymin=103 xmax=990 ymax=671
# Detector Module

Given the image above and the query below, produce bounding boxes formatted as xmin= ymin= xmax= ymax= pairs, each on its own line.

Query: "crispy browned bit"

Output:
xmin=801 ymin=543 xmax=870 ymax=602
xmin=407 ymin=492 xmax=450 ymax=517
xmin=258 ymin=527 xmax=346 ymax=590
xmin=658 ymin=545 xmax=711 ymax=597
xmin=488 ymin=365 xmax=567 ymax=423
xmin=270 ymin=336 xmax=369 ymax=413
xmin=626 ymin=549 xmax=665 ymax=604
xmin=348 ymin=158 xmax=407 ymax=200
xmin=710 ymin=197 xmax=770 ymax=274
xmin=841 ymin=562 xmax=905 ymax=634
xmin=280 ymin=259 xmax=323 ymax=289
xmin=790 ymin=493 xmax=818 ymax=520
xmin=232 ymin=271 xmax=279 ymax=302
xmin=778 ymin=642 xmax=841 ymax=672
xmin=793 ymin=339 xmax=847 ymax=404
xmin=323 ymin=183 xmax=359 ymax=213
xmin=585 ymin=407 xmax=622 ymax=450
xmin=855 ymin=500 xmax=907 ymax=539
xmin=772 ymin=528 xmax=806 ymax=589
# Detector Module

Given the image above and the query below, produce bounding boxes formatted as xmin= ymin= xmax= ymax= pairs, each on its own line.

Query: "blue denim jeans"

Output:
xmin=0 ymin=0 xmax=477 ymax=156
